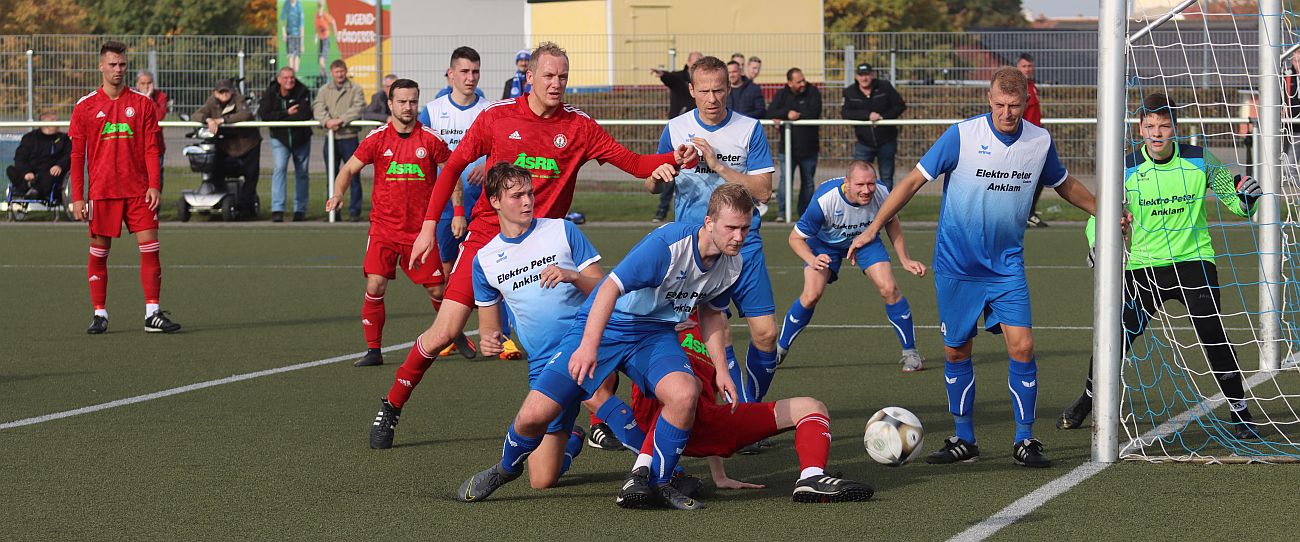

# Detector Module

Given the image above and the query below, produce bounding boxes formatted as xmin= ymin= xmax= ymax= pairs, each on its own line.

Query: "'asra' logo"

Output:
xmin=386 ymin=162 xmax=426 ymax=178
xmin=514 ymin=153 xmax=560 ymax=172
xmin=100 ymin=122 xmax=134 ymax=136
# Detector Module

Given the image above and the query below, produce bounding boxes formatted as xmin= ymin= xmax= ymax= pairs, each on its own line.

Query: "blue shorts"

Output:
xmin=805 ymin=236 xmax=890 ymax=284
xmin=534 ymin=326 xmax=694 ymax=413
xmin=730 ymin=237 xmax=776 ymax=317
xmin=436 ymin=219 xmax=466 ymax=263
xmin=527 ymin=351 xmax=582 ymax=434
xmin=934 ymin=274 xmax=1032 ymax=348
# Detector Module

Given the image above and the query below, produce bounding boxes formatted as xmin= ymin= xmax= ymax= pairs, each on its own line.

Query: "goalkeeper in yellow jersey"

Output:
xmin=1057 ymin=93 xmax=1262 ymax=440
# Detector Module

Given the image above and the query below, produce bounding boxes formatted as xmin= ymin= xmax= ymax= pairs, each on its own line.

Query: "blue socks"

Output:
xmin=499 ymin=423 xmax=543 ymax=475
xmin=560 ymin=427 xmax=584 ymax=476
xmin=648 ymin=415 xmax=691 ymax=486
xmin=945 ymin=358 xmax=976 ymax=443
xmin=748 ymin=343 xmax=778 ymax=400
xmin=1008 ymin=358 xmax=1038 ymax=442
xmin=596 ymin=395 xmax=646 ymax=452
xmin=885 ymin=297 xmax=915 ymax=350
xmin=778 ymin=298 xmax=815 ymax=350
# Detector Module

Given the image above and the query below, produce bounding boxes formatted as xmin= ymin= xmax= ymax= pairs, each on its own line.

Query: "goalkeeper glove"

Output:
xmin=1236 ymin=174 xmax=1261 ymax=212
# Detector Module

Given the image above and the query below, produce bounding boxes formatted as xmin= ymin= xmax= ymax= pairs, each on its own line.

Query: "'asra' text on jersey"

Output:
xmin=657 ymin=110 xmax=773 ymax=241
xmin=794 ymin=177 xmax=891 ymax=250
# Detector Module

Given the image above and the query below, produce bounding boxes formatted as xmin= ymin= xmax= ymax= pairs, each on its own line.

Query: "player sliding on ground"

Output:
xmin=458 ymin=184 xmax=750 ymax=511
xmin=847 ymin=67 xmax=1098 ymax=468
xmin=1056 ymin=92 xmax=1263 ymax=440
xmin=327 ymin=78 xmax=454 ymax=368
xmin=776 ymin=160 xmax=927 ymax=371
xmin=367 ymin=42 xmax=697 ymax=450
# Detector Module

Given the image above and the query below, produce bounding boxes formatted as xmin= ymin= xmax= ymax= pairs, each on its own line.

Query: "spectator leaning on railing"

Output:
xmin=135 ymin=71 xmax=168 ymax=188
xmin=313 ymin=58 xmax=366 ymax=222
xmin=842 ymin=62 xmax=906 ymax=189
xmin=767 ymin=67 xmax=822 ymax=217
xmin=259 ymin=66 xmax=314 ymax=222
xmin=726 ymin=60 xmax=766 ymax=118
xmin=194 ymin=80 xmax=263 ymax=220
xmin=7 ymin=111 xmax=70 ymax=201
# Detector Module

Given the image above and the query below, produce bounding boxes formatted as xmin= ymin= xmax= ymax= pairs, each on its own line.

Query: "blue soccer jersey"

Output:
xmin=472 ymin=218 xmax=601 ymax=361
xmin=916 ymin=113 xmax=1067 ymax=280
xmin=592 ymin=222 xmax=741 ymax=338
xmin=794 ymin=177 xmax=891 ymax=251
xmin=421 ymin=93 xmax=489 ymax=219
xmin=657 ymin=109 xmax=773 ymax=242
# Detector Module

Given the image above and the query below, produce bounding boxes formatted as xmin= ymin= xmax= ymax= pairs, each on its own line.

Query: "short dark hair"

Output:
xmin=706 ymin=183 xmax=755 ymax=219
xmin=100 ymin=41 xmax=127 ymax=56
xmin=329 ymin=59 xmax=347 ymax=71
xmin=785 ymin=67 xmax=802 ymax=81
xmin=485 ymin=162 xmax=533 ymax=201
xmin=726 ymin=60 xmax=741 ymax=69
xmin=1018 ymin=53 xmax=1035 ymax=63
xmin=388 ymin=78 xmax=419 ymax=96
xmin=451 ymin=46 xmax=480 ymax=65
xmin=1141 ymin=93 xmax=1177 ymax=125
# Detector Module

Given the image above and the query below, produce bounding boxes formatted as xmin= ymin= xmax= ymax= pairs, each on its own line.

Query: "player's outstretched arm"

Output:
xmin=698 ymin=305 xmax=737 ymax=410
xmin=326 ymin=156 xmax=366 ymax=212
xmin=408 ymin=220 xmax=438 ymax=270
xmin=848 ymin=167 xmax=926 ymax=265
xmin=450 ymin=180 xmax=467 ymax=238
xmin=1053 ymin=175 xmax=1097 ymax=216
xmin=707 ymin=456 xmax=766 ymax=490
xmin=883 ymin=217 xmax=927 ymax=277
xmin=569 ymin=279 xmax=621 ymax=385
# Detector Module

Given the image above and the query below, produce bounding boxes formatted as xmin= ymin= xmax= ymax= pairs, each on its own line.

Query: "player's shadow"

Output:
xmin=0 ymin=370 xmax=92 ymax=385
xmin=393 ymin=435 xmax=503 ymax=449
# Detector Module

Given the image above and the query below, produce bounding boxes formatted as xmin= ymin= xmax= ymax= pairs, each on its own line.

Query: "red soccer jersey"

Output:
xmin=354 ymin=121 xmax=452 ymax=244
xmin=69 ymin=87 xmax=162 ymax=201
xmin=423 ymin=95 xmax=678 ymax=227
xmin=1024 ymin=79 xmax=1042 ymax=127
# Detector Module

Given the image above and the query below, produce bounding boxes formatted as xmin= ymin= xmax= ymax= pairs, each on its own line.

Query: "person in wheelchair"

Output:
xmin=7 ymin=111 xmax=70 ymax=202
xmin=193 ymin=80 xmax=262 ymax=219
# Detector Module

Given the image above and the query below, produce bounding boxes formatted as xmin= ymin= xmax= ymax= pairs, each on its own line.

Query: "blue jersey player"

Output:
xmin=646 ymin=55 xmax=779 ymax=418
xmin=848 ymin=68 xmax=1098 ymax=468
xmin=777 ymin=160 xmax=928 ymax=371
xmin=458 ymin=182 xmax=751 ymax=511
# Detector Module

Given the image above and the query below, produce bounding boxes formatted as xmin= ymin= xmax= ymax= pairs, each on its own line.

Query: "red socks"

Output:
xmin=139 ymin=241 xmax=161 ymax=305
xmin=793 ymin=413 xmax=831 ymax=472
xmin=387 ymin=337 xmax=436 ymax=408
xmin=362 ymin=294 xmax=385 ymax=348
xmin=88 ymin=245 xmax=110 ymax=309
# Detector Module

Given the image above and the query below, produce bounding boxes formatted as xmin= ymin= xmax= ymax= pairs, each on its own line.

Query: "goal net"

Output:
xmin=1115 ymin=0 xmax=1300 ymax=462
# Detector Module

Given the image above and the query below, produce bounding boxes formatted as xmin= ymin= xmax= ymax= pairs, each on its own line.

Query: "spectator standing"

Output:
xmin=767 ymin=67 xmax=822 ymax=216
xmin=194 ymin=80 xmax=263 ymax=219
xmin=650 ymin=50 xmax=702 ymax=222
xmin=842 ymin=62 xmax=906 ymax=189
xmin=1018 ymin=53 xmax=1047 ymax=227
xmin=726 ymin=60 xmax=766 ymax=118
xmin=281 ymin=0 xmax=303 ymax=72
xmin=135 ymin=71 xmax=168 ymax=188
xmin=502 ymin=49 xmax=531 ymax=100
xmin=730 ymin=53 xmax=746 ymax=67
xmin=313 ymin=59 xmax=366 ymax=222
xmin=7 ymin=111 xmax=70 ymax=201
xmin=363 ymin=73 xmax=397 ymax=122
xmin=746 ymin=56 xmax=763 ymax=82
xmin=259 ymin=67 xmax=314 ymax=222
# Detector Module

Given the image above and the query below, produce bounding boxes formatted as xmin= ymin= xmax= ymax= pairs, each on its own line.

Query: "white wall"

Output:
xmin=389 ymin=0 xmax=528 ymax=99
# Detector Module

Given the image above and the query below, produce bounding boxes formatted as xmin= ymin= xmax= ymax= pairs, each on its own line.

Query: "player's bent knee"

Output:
xmin=655 ymin=373 xmax=700 ymax=410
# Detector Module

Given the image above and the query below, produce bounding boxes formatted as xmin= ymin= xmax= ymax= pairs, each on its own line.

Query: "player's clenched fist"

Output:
xmin=70 ymin=200 xmax=88 ymax=221
xmin=806 ymin=253 xmax=833 ymax=271
xmin=479 ymin=330 xmax=505 ymax=358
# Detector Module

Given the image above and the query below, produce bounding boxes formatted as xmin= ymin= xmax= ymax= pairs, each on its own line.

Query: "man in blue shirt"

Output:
xmin=847 ymin=67 xmax=1098 ymax=468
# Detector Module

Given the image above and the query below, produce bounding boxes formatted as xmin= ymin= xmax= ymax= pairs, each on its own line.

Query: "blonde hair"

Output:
xmin=528 ymin=42 xmax=568 ymax=72
xmin=990 ymin=66 xmax=1028 ymax=99
xmin=707 ymin=183 xmax=755 ymax=219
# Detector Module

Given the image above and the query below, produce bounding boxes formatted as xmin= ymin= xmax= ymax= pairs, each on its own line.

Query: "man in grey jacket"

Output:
xmin=313 ymin=59 xmax=366 ymax=221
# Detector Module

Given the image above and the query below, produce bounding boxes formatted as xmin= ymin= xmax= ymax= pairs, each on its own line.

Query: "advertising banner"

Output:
xmin=277 ymin=0 xmax=391 ymax=92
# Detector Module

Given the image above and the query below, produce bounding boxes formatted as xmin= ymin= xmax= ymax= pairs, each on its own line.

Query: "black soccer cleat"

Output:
xmin=926 ymin=436 xmax=980 ymax=464
xmin=458 ymin=463 xmax=520 ymax=502
xmin=354 ymin=348 xmax=384 ymax=367
xmin=792 ymin=474 xmax=875 ymax=503
xmin=369 ymin=398 xmax=401 ymax=449
xmin=737 ymin=441 xmax=763 ymax=455
xmin=144 ymin=310 xmax=181 ymax=333
xmin=1012 ymin=438 xmax=1052 ymax=468
xmin=655 ymin=481 xmax=704 ymax=510
xmin=87 ymin=315 xmax=108 ymax=335
xmin=1231 ymin=410 xmax=1263 ymax=441
xmin=1056 ymin=393 xmax=1093 ymax=430
xmin=615 ymin=466 xmax=656 ymax=509
xmin=670 ymin=470 xmax=704 ymax=500
xmin=453 ymin=333 xmax=478 ymax=360
xmin=587 ymin=422 xmax=624 ymax=451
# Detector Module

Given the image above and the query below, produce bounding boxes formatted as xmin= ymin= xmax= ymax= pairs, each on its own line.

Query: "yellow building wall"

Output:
xmin=530 ymin=0 xmax=824 ymax=88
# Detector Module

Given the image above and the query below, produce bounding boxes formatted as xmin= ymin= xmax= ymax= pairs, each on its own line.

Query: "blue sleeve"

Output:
xmin=746 ymin=121 xmax=774 ymax=172
xmin=609 ymin=237 xmax=671 ymax=293
xmin=657 ymin=125 xmax=673 ymax=154
xmin=794 ymin=195 xmax=825 ymax=238
xmin=475 ymin=88 xmax=485 ymax=99
xmin=417 ymin=105 xmax=430 ymax=127
xmin=1039 ymin=138 xmax=1068 ymax=188
xmin=435 ymin=86 xmax=452 ymax=99
xmin=471 ymin=257 xmax=501 ymax=306
xmin=917 ymin=124 xmax=961 ymax=181
xmin=563 ymin=220 xmax=601 ymax=270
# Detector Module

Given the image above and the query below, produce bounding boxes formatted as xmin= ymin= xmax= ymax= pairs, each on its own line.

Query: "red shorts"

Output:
xmin=363 ymin=236 xmax=444 ymax=286
xmin=443 ymin=225 xmax=496 ymax=306
xmin=88 ymin=197 xmax=158 ymax=238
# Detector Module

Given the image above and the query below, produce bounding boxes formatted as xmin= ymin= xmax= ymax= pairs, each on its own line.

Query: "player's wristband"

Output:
xmin=453 ymin=205 xmax=465 ymax=217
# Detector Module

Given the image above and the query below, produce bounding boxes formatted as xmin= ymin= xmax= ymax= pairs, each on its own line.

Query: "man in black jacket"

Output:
xmin=362 ymin=74 xmax=397 ymax=122
xmin=767 ymin=67 xmax=822 ymax=216
xmin=842 ymin=63 xmax=906 ymax=188
xmin=258 ymin=67 xmax=314 ymax=222
xmin=727 ymin=60 xmax=766 ymax=118
xmin=649 ymin=50 xmax=702 ymax=221
xmin=7 ymin=111 xmax=71 ymax=201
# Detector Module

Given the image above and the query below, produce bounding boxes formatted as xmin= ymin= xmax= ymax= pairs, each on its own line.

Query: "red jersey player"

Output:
xmin=366 ymin=42 xmax=699 ymax=450
xmin=69 ymin=41 xmax=178 ymax=335
xmin=327 ymin=79 xmax=455 ymax=368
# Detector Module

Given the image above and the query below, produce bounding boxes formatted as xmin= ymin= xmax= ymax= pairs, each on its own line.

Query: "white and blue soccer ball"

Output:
xmin=864 ymin=406 xmax=925 ymax=467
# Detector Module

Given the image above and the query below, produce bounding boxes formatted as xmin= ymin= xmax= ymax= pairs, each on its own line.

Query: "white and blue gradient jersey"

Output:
xmin=588 ymin=222 xmax=741 ymax=339
xmin=472 ymin=218 xmax=601 ymax=360
xmin=657 ymin=110 xmax=773 ymax=244
xmin=794 ymin=177 xmax=891 ymax=250
xmin=420 ymin=93 xmax=490 ymax=219
xmin=917 ymin=113 xmax=1067 ymax=279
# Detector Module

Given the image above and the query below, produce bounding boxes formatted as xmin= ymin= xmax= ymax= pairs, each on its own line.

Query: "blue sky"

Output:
xmin=1023 ymin=0 xmax=1100 ymax=18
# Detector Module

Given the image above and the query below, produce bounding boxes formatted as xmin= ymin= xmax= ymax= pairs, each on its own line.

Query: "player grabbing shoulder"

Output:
xmin=777 ymin=160 xmax=927 ymax=371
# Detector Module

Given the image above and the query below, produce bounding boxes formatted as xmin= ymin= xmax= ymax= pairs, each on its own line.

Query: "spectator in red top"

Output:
xmin=1018 ymin=53 xmax=1048 ymax=227
xmin=135 ymin=71 xmax=167 ymax=188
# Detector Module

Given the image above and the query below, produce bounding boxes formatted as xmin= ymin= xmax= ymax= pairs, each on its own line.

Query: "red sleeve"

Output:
xmin=353 ymin=131 xmax=376 ymax=165
xmin=143 ymin=102 xmax=162 ymax=190
xmin=432 ymin=135 xmax=452 ymax=164
xmin=584 ymin=119 xmax=678 ymax=178
xmin=68 ymin=104 xmax=86 ymax=202
xmin=424 ymin=116 xmax=490 ymax=220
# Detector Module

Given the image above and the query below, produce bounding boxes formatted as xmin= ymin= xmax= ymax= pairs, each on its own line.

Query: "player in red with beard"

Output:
xmin=69 ymin=41 xmax=178 ymax=335
xmin=366 ymin=41 xmax=698 ymax=449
